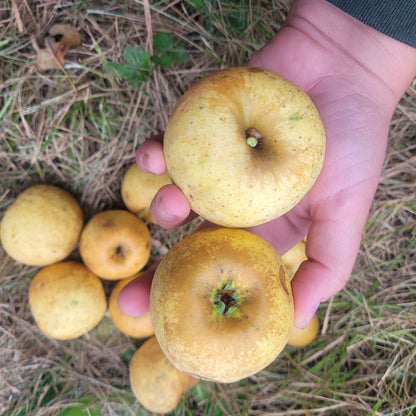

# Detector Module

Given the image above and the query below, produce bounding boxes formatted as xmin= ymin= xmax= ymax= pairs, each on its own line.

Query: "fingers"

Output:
xmin=291 ymin=188 xmax=372 ymax=329
xmin=136 ymin=137 xmax=166 ymax=175
xmin=150 ymin=184 xmax=192 ymax=229
xmin=117 ymin=265 xmax=157 ymax=316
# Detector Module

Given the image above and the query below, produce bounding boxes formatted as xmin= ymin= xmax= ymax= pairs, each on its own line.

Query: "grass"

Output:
xmin=1 ymin=0 xmax=415 ymax=415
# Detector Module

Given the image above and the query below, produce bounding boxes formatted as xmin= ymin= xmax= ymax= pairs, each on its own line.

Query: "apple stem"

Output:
xmin=246 ymin=137 xmax=258 ymax=147
xmin=245 ymin=128 xmax=263 ymax=149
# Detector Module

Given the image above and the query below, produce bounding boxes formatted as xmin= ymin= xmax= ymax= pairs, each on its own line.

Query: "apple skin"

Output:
xmin=150 ymin=227 xmax=294 ymax=383
xmin=163 ymin=66 xmax=326 ymax=227
xmin=79 ymin=210 xmax=151 ymax=280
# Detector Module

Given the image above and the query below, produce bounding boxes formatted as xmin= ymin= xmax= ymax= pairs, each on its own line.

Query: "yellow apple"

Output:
xmin=282 ymin=238 xmax=307 ymax=281
xmin=129 ymin=336 xmax=199 ymax=414
xmin=108 ymin=274 xmax=154 ymax=338
xmin=163 ymin=66 xmax=325 ymax=227
xmin=79 ymin=210 xmax=151 ymax=280
xmin=121 ymin=163 xmax=171 ymax=224
xmin=28 ymin=261 xmax=106 ymax=340
xmin=0 ymin=184 xmax=83 ymax=266
xmin=150 ymin=227 xmax=294 ymax=383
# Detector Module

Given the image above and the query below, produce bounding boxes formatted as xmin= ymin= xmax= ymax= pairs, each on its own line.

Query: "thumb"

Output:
xmin=291 ymin=189 xmax=372 ymax=329
xmin=117 ymin=264 xmax=157 ymax=316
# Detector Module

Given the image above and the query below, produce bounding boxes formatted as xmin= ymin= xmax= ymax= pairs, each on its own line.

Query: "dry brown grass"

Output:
xmin=1 ymin=1 xmax=415 ymax=415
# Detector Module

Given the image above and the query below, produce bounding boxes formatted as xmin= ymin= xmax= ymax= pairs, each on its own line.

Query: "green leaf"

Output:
xmin=122 ymin=45 xmax=151 ymax=70
xmin=56 ymin=402 xmax=102 ymax=416
xmin=152 ymin=32 xmax=188 ymax=68
xmin=104 ymin=44 xmax=152 ymax=88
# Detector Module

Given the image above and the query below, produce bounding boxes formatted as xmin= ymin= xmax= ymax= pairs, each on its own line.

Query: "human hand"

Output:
xmin=118 ymin=0 xmax=416 ymax=329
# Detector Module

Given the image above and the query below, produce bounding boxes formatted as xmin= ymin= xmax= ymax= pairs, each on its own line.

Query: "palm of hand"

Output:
xmin=126 ymin=9 xmax=398 ymax=329
xmin=247 ymin=20 xmax=392 ymax=327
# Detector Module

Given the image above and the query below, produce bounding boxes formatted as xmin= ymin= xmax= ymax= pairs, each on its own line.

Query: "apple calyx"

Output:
xmin=245 ymin=127 xmax=263 ymax=149
xmin=114 ymin=244 xmax=126 ymax=258
xmin=210 ymin=280 xmax=243 ymax=319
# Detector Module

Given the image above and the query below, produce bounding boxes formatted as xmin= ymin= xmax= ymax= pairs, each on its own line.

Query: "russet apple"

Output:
xmin=282 ymin=238 xmax=308 ymax=281
xmin=79 ymin=210 xmax=151 ymax=280
xmin=0 ymin=184 xmax=83 ymax=266
xmin=109 ymin=273 xmax=154 ymax=338
xmin=121 ymin=163 xmax=171 ymax=224
xmin=129 ymin=336 xmax=199 ymax=414
xmin=282 ymin=238 xmax=320 ymax=347
xmin=150 ymin=227 xmax=294 ymax=383
xmin=287 ymin=313 xmax=320 ymax=347
xmin=163 ymin=66 xmax=325 ymax=227
xmin=29 ymin=261 xmax=106 ymax=340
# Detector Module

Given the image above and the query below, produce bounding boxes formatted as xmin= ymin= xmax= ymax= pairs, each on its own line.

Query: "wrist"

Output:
xmin=288 ymin=0 xmax=416 ymax=108
xmin=250 ymin=0 xmax=416 ymax=116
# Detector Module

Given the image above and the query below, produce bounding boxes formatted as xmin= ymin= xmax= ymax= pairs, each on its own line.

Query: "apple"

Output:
xmin=150 ymin=227 xmax=294 ymax=383
xmin=287 ymin=313 xmax=320 ymax=347
xmin=163 ymin=66 xmax=325 ymax=227
xmin=282 ymin=238 xmax=307 ymax=281
xmin=28 ymin=261 xmax=106 ymax=340
xmin=129 ymin=336 xmax=199 ymax=414
xmin=0 ymin=184 xmax=83 ymax=266
xmin=79 ymin=210 xmax=151 ymax=280
xmin=108 ymin=273 xmax=154 ymax=338
xmin=121 ymin=163 xmax=171 ymax=224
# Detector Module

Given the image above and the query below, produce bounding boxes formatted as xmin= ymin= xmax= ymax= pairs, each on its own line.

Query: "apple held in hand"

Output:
xmin=164 ymin=66 xmax=326 ymax=227
xmin=287 ymin=313 xmax=319 ymax=347
xmin=109 ymin=273 xmax=154 ymax=339
xmin=282 ymin=238 xmax=307 ymax=281
xmin=150 ymin=227 xmax=294 ymax=383
xmin=121 ymin=163 xmax=171 ymax=224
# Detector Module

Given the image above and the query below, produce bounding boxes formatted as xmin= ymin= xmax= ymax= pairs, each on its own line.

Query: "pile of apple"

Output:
xmin=0 ymin=166 xmax=168 ymax=340
xmin=1 ymin=67 xmax=325 ymax=414
xmin=0 ymin=166 xmax=192 ymax=412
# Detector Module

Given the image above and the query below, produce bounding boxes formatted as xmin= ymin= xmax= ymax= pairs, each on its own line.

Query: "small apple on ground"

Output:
xmin=287 ymin=313 xmax=320 ymax=347
xmin=79 ymin=210 xmax=151 ymax=280
xmin=0 ymin=184 xmax=84 ymax=266
xmin=121 ymin=163 xmax=171 ymax=224
xmin=109 ymin=273 xmax=154 ymax=339
xmin=150 ymin=227 xmax=294 ymax=383
xmin=163 ymin=66 xmax=325 ymax=227
xmin=29 ymin=261 xmax=106 ymax=340
xmin=129 ymin=336 xmax=199 ymax=414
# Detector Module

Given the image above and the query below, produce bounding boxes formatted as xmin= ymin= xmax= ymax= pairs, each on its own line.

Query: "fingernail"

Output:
xmin=301 ymin=302 xmax=320 ymax=330
xmin=155 ymin=197 xmax=177 ymax=221
xmin=138 ymin=151 xmax=150 ymax=172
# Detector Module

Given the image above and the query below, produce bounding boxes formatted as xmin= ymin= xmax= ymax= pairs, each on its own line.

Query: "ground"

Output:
xmin=1 ymin=1 xmax=415 ymax=415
